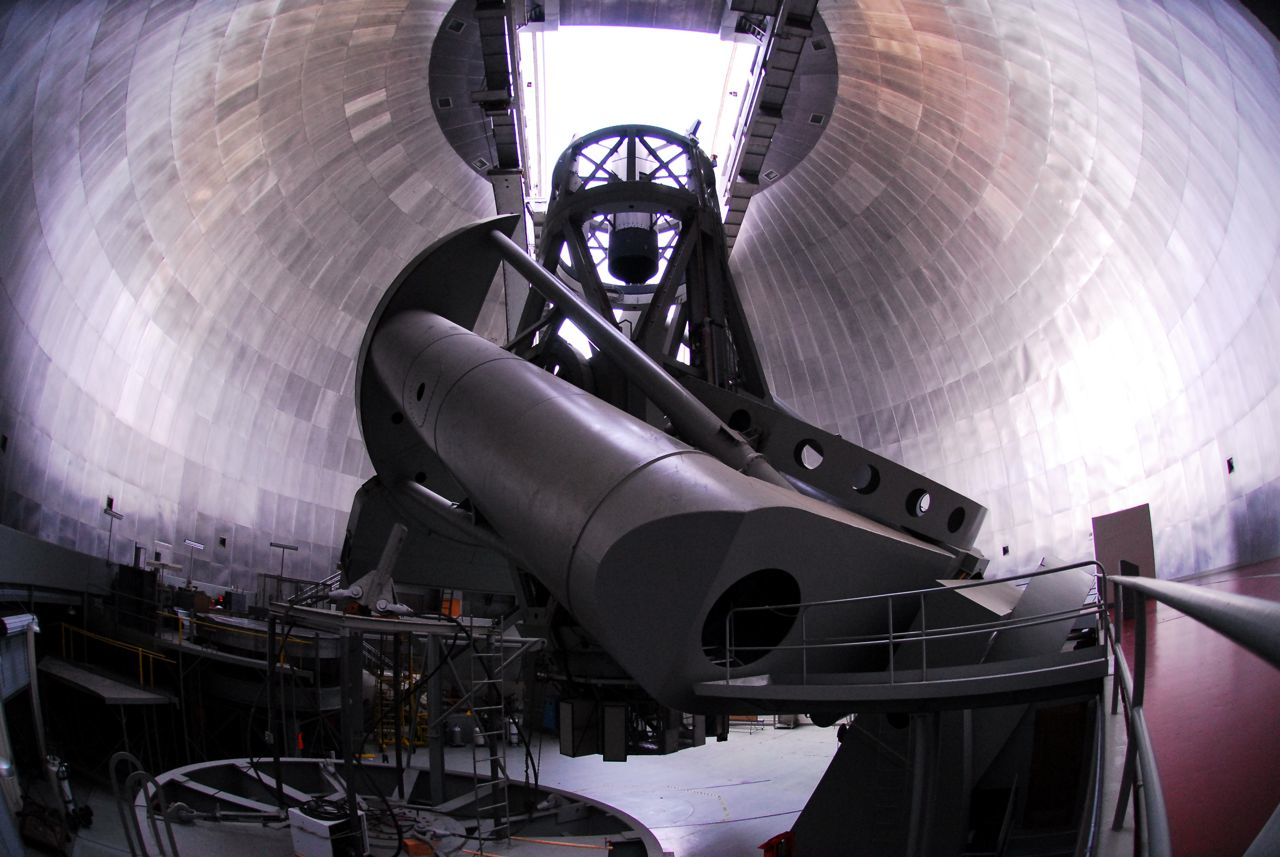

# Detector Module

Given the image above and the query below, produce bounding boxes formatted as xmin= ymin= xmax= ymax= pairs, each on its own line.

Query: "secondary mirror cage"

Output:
xmin=544 ymin=125 xmax=720 ymax=296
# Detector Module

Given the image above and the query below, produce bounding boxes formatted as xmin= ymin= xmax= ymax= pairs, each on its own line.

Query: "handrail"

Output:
xmin=110 ymin=752 xmax=145 ymax=857
xmin=1106 ymin=575 xmax=1169 ymax=857
xmin=1074 ymin=688 xmax=1107 ymax=857
xmin=718 ymin=559 xmax=1118 ymax=855
xmin=61 ymin=623 xmax=175 ymax=687
xmin=727 ymin=603 xmax=1106 ymax=660
xmin=721 ymin=560 xmax=1105 ymax=684
xmin=1107 ymin=573 xmax=1280 ymax=857
xmin=1110 ymin=575 xmax=1280 ymax=668
xmin=750 ymin=603 xmax=1101 ymax=651
xmin=714 ymin=560 xmax=1277 ymax=857
xmin=729 ymin=560 xmax=1104 ymax=615
xmin=180 ymin=613 xmax=317 ymax=648
xmin=125 ymin=768 xmax=182 ymax=857
xmin=288 ymin=569 xmax=343 ymax=606
xmin=257 ymin=569 xmax=341 ymax=609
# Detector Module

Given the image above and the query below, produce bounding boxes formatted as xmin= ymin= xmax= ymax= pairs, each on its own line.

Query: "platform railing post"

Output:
xmin=724 ymin=610 xmax=732 ymax=683
xmin=1110 ymin=574 xmax=1123 ymax=716
xmin=919 ymin=593 xmax=928 ymax=683
xmin=1112 ymin=741 xmax=1136 ymax=831
xmin=1133 ymin=590 xmax=1148 ymax=708
xmin=797 ymin=606 xmax=805 ymax=684
xmin=888 ymin=596 xmax=895 ymax=685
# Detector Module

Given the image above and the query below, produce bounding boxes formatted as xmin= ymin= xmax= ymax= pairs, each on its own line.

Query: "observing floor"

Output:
xmin=497 ymin=720 xmax=834 ymax=856
xmin=50 ymin=709 xmax=1140 ymax=857
xmin=42 ymin=561 xmax=1280 ymax=857
xmin=52 ymin=719 xmax=834 ymax=857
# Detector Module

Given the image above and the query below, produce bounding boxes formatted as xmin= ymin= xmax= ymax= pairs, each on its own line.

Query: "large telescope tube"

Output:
xmin=365 ymin=301 xmax=958 ymax=711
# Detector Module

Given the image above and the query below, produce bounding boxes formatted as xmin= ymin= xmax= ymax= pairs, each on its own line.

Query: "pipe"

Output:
xmin=397 ymin=480 xmax=515 ymax=559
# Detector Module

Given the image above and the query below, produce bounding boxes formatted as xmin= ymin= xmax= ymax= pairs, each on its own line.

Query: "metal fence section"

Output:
xmin=714 ymin=560 xmax=1280 ymax=857
xmin=1107 ymin=574 xmax=1280 ymax=857
xmin=721 ymin=560 xmax=1107 ymax=687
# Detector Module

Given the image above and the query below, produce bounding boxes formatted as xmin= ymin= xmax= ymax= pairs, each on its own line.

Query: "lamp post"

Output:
xmin=102 ymin=506 xmax=124 ymax=564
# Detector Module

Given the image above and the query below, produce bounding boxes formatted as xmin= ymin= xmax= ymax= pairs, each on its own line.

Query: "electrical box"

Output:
xmin=224 ymin=590 xmax=249 ymax=614
xmin=288 ymin=803 xmax=368 ymax=857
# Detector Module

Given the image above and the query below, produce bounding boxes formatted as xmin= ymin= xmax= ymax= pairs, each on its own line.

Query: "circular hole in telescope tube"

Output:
xmin=795 ymin=440 xmax=824 ymax=470
xmin=947 ymin=506 xmax=966 ymax=533
xmin=907 ymin=489 xmax=931 ymax=517
xmin=701 ymin=568 xmax=801 ymax=668
xmin=851 ymin=463 xmax=880 ymax=494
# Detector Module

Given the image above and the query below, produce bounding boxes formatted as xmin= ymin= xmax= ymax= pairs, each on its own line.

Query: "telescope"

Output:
xmin=347 ymin=126 xmax=989 ymax=714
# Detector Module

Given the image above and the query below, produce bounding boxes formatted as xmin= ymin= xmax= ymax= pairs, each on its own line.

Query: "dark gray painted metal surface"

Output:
xmin=362 ymin=286 xmax=961 ymax=711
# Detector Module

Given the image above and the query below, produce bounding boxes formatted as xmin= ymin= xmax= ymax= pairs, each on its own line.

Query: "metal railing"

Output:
xmin=721 ymin=560 xmax=1107 ymax=686
xmin=288 ymin=569 xmax=343 ymax=606
xmin=1107 ymin=573 xmax=1280 ymax=857
xmin=255 ymin=569 xmax=341 ymax=609
xmin=717 ymin=560 xmax=1280 ymax=857
xmin=176 ymin=613 xmax=316 ymax=652
xmin=60 ymin=623 xmax=175 ymax=688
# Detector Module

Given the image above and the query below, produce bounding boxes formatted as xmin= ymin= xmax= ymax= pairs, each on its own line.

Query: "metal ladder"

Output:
xmin=469 ymin=628 xmax=510 ymax=846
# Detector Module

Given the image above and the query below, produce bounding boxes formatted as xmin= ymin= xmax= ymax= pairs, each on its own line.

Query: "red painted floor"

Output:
xmin=1118 ymin=557 xmax=1280 ymax=857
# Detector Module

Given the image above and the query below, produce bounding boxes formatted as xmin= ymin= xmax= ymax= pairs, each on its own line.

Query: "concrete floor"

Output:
xmin=91 ymin=554 xmax=1280 ymax=857
xmin=28 ymin=564 xmax=1280 ymax=857
xmin=476 ymin=720 xmax=834 ymax=856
